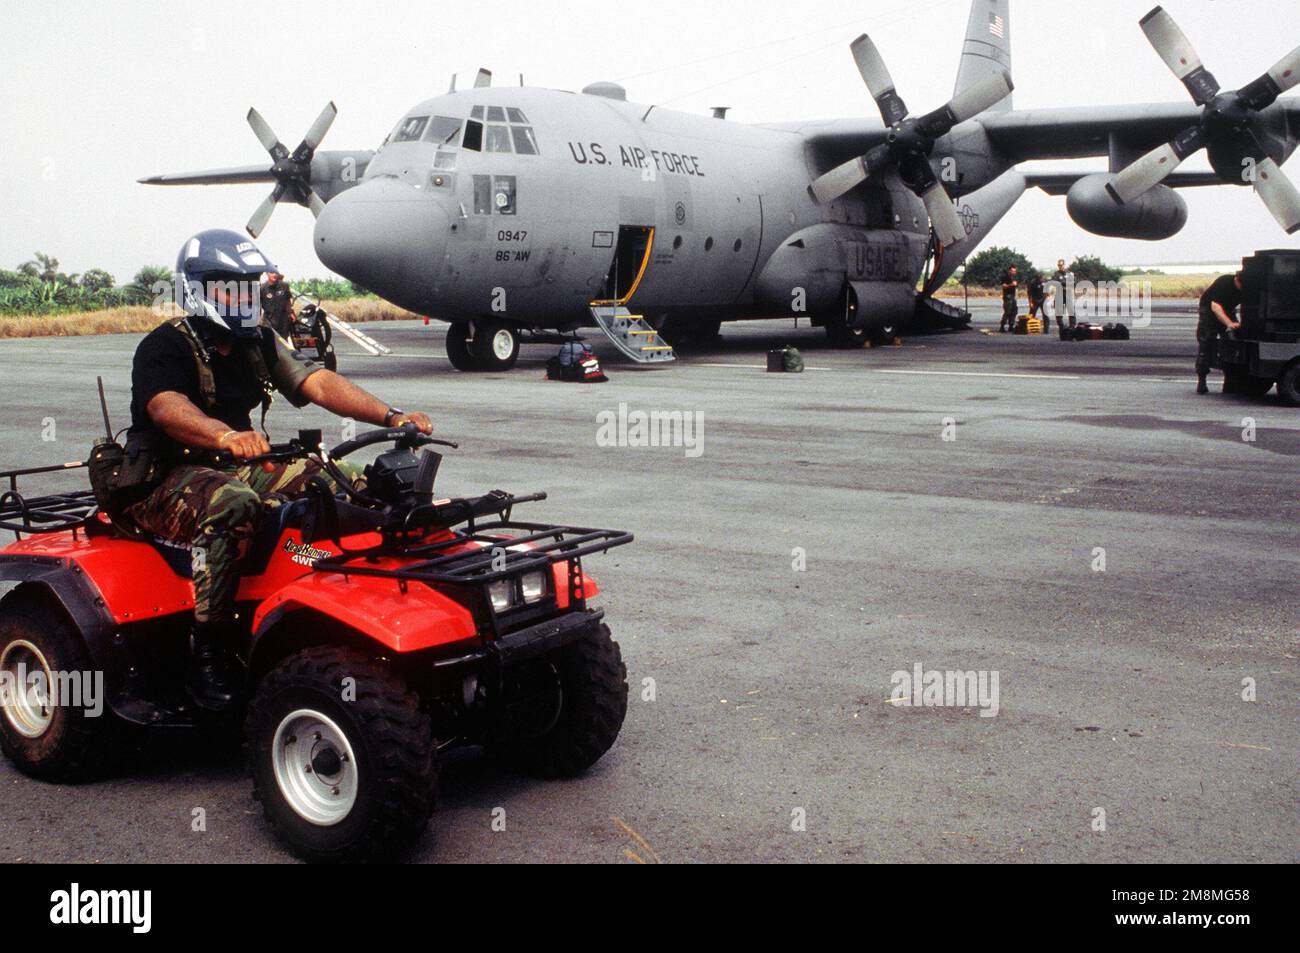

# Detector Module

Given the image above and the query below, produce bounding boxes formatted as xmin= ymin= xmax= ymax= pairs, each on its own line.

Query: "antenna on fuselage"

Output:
xmin=474 ymin=68 xmax=492 ymax=88
xmin=448 ymin=73 xmax=457 ymax=93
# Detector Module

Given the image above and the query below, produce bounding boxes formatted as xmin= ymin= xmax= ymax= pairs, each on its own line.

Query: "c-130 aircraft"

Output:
xmin=141 ymin=1 xmax=1300 ymax=372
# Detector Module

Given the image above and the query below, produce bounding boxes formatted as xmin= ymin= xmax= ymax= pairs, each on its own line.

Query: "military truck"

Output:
xmin=1214 ymin=249 xmax=1300 ymax=405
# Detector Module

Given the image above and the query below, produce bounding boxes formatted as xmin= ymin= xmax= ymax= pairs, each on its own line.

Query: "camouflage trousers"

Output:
xmin=126 ymin=458 xmax=362 ymax=626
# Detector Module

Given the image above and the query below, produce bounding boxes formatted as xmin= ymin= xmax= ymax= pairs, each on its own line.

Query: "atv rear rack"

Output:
xmin=0 ymin=462 xmax=97 ymax=537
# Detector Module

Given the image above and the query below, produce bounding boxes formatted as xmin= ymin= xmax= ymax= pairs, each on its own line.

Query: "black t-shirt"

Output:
xmin=1027 ymin=273 xmax=1045 ymax=301
xmin=1200 ymin=274 xmax=1242 ymax=315
xmin=129 ymin=321 xmax=316 ymax=457
xmin=1002 ymin=274 xmax=1019 ymax=304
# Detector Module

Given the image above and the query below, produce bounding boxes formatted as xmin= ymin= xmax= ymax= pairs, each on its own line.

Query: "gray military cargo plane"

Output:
xmin=141 ymin=1 xmax=1300 ymax=372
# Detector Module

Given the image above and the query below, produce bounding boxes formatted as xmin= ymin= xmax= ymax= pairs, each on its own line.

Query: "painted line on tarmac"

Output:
xmin=696 ymin=363 xmax=833 ymax=372
xmin=871 ymin=369 xmax=1082 ymax=381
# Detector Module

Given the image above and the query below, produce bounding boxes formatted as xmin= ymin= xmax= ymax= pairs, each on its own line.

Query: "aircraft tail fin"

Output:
xmin=955 ymin=0 xmax=1012 ymax=114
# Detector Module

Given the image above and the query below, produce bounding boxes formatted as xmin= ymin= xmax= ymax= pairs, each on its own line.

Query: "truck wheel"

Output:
xmin=0 ymin=589 xmax=127 ymax=781
xmin=246 ymin=646 xmax=437 ymax=863
xmin=471 ymin=321 xmax=520 ymax=372
xmin=1279 ymin=362 xmax=1300 ymax=406
xmin=445 ymin=324 xmax=475 ymax=371
xmin=495 ymin=623 xmax=627 ymax=779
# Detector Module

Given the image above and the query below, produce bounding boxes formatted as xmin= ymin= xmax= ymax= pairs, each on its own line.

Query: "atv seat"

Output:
xmin=145 ymin=498 xmax=311 ymax=579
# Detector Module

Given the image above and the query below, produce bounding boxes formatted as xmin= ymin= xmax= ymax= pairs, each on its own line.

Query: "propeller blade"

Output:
xmin=810 ymin=145 xmax=891 ymax=204
xmin=307 ymin=190 xmax=326 ymax=218
xmin=1140 ymin=6 xmax=1220 ymax=105
xmin=299 ymin=102 xmax=337 ymax=153
xmin=246 ymin=183 xmax=286 ymax=239
xmin=918 ymin=70 xmax=1015 ymax=138
xmin=921 ymin=181 xmax=967 ymax=247
xmin=811 ymin=157 xmax=870 ymax=205
xmin=1106 ymin=126 xmax=1207 ymax=204
xmin=474 ymin=68 xmax=492 ymax=88
xmin=850 ymin=34 xmax=908 ymax=125
xmin=1239 ymin=45 xmax=1300 ymax=110
xmin=1253 ymin=157 xmax=1300 ymax=234
xmin=247 ymin=107 xmax=287 ymax=159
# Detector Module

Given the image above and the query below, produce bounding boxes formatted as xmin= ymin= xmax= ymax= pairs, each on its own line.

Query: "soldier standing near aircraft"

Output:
xmin=1196 ymin=270 xmax=1244 ymax=394
xmin=1000 ymin=266 xmax=1020 ymax=333
xmin=1051 ymin=259 xmax=1074 ymax=334
xmin=1026 ymin=271 xmax=1048 ymax=332
xmin=260 ymin=270 xmax=294 ymax=340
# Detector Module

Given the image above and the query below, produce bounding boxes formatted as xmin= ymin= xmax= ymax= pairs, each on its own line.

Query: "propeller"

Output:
xmin=243 ymin=102 xmax=338 ymax=238
xmin=811 ymin=34 xmax=1014 ymax=246
xmin=1108 ymin=6 xmax=1300 ymax=234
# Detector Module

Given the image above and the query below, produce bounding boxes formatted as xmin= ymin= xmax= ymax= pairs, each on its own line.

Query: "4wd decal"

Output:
xmin=283 ymin=538 xmax=334 ymax=567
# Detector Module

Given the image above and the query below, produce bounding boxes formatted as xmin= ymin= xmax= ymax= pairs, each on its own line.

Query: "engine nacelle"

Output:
xmin=1066 ymin=173 xmax=1188 ymax=241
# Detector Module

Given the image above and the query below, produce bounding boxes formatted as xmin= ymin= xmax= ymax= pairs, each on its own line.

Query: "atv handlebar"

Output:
xmin=328 ymin=425 xmax=457 ymax=461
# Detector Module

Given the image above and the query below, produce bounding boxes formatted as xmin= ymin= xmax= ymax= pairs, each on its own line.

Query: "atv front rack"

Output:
xmin=0 ymin=462 xmax=98 ymax=537
xmin=313 ymin=520 xmax=633 ymax=586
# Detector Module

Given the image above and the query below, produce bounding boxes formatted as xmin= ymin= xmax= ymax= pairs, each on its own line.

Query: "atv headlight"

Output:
xmin=488 ymin=579 xmax=516 ymax=612
xmin=520 ymin=570 xmax=547 ymax=603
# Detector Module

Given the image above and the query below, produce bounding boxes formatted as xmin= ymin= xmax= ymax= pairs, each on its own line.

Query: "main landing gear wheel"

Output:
xmin=1277 ymin=361 xmax=1300 ymax=406
xmin=246 ymin=646 xmax=437 ymax=863
xmin=471 ymin=321 xmax=520 ymax=372
xmin=0 ymin=589 xmax=129 ymax=781
xmin=823 ymin=286 xmax=871 ymax=348
xmin=445 ymin=323 xmax=475 ymax=371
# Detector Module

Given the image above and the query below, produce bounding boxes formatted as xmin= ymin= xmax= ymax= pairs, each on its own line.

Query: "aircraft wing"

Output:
xmin=1023 ymin=171 xmax=1223 ymax=196
xmin=137 ymin=164 xmax=275 ymax=186
xmin=980 ymin=98 xmax=1300 ymax=163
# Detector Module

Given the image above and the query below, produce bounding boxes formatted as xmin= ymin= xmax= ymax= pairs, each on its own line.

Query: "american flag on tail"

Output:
xmin=988 ymin=13 xmax=1005 ymax=39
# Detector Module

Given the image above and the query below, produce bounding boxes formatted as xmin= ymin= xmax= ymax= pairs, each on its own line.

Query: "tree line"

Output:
xmin=0 ymin=253 xmax=368 ymax=316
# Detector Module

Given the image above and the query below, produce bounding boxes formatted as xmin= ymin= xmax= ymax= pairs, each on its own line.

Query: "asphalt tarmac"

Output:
xmin=0 ymin=301 xmax=1295 ymax=863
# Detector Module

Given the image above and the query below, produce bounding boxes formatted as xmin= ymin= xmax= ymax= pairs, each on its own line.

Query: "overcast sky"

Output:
xmin=2 ymin=0 xmax=1299 ymax=282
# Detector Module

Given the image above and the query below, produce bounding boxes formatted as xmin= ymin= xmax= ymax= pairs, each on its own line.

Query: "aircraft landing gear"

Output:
xmin=445 ymin=320 xmax=521 ymax=372
xmin=822 ymin=285 xmax=896 ymax=348
xmin=656 ymin=315 xmax=722 ymax=349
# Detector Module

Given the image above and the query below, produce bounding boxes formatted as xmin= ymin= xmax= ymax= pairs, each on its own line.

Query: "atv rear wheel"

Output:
xmin=0 ymin=589 xmax=128 ymax=781
xmin=495 ymin=623 xmax=627 ymax=779
xmin=246 ymin=646 xmax=437 ymax=863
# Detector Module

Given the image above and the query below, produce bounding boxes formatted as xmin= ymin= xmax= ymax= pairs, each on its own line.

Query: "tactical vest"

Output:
xmin=168 ymin=316 xmax=275 ymax=433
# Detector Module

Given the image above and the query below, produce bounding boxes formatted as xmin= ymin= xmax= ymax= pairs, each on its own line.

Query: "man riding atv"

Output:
xmin=128 ymin=229 xmax=431 ymax=711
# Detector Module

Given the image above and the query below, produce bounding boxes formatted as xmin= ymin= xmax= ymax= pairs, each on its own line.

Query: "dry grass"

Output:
xmin=937 ymin=273 xmax=1220 ymax=300
xmin=0 ymin=298 xmax=422 ymax=339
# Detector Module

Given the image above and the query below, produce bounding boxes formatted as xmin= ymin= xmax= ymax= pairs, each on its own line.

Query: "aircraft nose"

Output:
xmin=313 ymin=177 xmax=448 ymax=307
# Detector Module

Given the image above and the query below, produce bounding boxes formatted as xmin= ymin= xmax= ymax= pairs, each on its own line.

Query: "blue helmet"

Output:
xmin=175 ymin=229 xmax=276 ymax=339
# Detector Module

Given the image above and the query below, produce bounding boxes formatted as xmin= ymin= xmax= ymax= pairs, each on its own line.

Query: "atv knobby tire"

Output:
xmin=246 ymin=646 xmax=437 ymax=863
xmin=0 ymin=588 xmax=130 ymax=781
xmin=497 ymin=623 xmax=627 ymax=779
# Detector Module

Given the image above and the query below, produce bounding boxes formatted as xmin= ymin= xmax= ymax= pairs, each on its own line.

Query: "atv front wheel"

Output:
xmin=0 ymin=589 xmax=128 ymax=781
xmin=495 ymin=623 xmax=628 ymax=779
xmin=246 ymin=646 xmax=437 ymax=863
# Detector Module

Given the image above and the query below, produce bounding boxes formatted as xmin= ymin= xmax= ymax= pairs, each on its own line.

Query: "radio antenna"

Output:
xmin=96 ymin=376 xmax=113 ymax=440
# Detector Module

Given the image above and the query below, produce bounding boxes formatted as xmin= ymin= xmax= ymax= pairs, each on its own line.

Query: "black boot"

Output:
xmin=1196 ymin=376 xmax=1209 ymax=395
xmin=187 ymin=624 xmax=241 ymax=711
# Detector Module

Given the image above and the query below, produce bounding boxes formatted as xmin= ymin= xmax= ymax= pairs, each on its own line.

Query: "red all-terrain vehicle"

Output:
xmin=0 ymin=426 xmax=631 ymax=861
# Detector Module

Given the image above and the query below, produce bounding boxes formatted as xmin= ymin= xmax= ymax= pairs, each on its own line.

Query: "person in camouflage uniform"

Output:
xmin=127 ymin=230 xmax=431 ymax=710
xmin=127 ymin=457 xmax=362 ymax=632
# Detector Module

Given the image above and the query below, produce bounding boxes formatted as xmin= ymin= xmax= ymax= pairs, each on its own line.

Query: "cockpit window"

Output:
xmin=391 ymin=115 xmax=428 ymax=142
xmin=486 ymin=106 xmax=506 ymax=123
xmin=462 ymin=119 xmax=483 ymax=152
xmin=511 ymin=126 xmax=538 ymax=155
xmin=506 ymin=108 xmax=528 ymax=124
xmin=470 ymin=105 xmax=484 ymax=119
xmin=485 ymin=125 xmax=512 ymax=153
xmin=423 ymin=116 xmax=463 ymax=145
